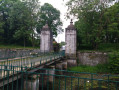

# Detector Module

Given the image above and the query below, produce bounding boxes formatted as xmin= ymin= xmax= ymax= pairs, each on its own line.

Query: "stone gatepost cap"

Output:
xmin=66 ymin=19 xmax=76 ymax=30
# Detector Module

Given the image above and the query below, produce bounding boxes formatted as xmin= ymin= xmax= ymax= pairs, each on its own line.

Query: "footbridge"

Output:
xmin=0 ymin=50 xmax=65 ymax=88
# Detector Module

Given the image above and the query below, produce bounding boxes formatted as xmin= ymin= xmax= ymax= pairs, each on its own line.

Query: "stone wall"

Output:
xmin=77 ymin=51 xmax=108 ymax=66
xmin=0 ymin=49 xmax=40 ymax=60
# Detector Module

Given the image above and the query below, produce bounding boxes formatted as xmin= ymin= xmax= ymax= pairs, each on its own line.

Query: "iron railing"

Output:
xmin=0 ymin=51 xmax=65 ymax=79
xmin=0 ymin=50 xmax=118 ymax=90
xmin=0 ymin=51 xmax=64 ymax=66
xmin=0 ymin=67 xmax=119 ymax=90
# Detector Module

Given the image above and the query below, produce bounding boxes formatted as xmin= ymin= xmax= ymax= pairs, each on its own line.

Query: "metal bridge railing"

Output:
xmin=0 ymin=67 xmax=119 ymax=90
xmin=0 ymin=51 xmax=65 ymax=79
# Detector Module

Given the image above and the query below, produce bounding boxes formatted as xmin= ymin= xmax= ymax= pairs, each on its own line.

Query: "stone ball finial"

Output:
xmin=66 ymin=19 xmax=75 ymax=30
xmin=70 ymin=19 xmax=73 ymax=24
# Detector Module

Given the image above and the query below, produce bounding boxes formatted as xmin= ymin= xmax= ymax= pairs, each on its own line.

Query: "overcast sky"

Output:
xmin=39 ymin=0 xmax=71 ymax=43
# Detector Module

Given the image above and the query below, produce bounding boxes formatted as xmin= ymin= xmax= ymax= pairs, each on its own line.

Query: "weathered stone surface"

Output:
xmin=67 ymin=60 xmax=77 ymax=67
xmin=65 ymin=20 xmax=77 ymax=58
xmin=47 ymin=66 xmax=55 ymax=82
xmin=0 ymin=49 xmax=36 ymax=59
xmin=56 ymin=63 xmax=63 ymax=75
xmin=40 ymin=23 xmax=53 ymax=52
xmin=26 ymin=75 xmax=40 ymax=80
xmin=24 ymin=77 xmax=39 ymax=90
xmin=77 ymin=51 xmax=108 ymax=66
xmin=62 ymin=61 xmax=67 ymax=70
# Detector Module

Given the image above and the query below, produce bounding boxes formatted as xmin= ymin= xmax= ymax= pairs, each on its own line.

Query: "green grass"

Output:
xmin=0 ymin=44 xmax=39 ymax=49
xmin=68 ymin=64 xmax=110 ymax=73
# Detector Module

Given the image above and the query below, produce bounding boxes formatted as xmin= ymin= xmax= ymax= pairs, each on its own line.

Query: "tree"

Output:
xmin=104 ymin=2 xmax=119 ymax=43
xmin=0 ymin=16 xmax=4 ymax=42
xmin=8 ymin=0 xmax=40 ymax=47
xmin=0 ymin=0 xmax=15 ymax=43
xmin=8 ymin=1 xmax=30 ymax=47
xmin=66 ymin=0 xmax=118 ymax=49
xmin=23 ymin=0 xmax=40 ymax=47
xmin=60 ymin=41 xmax=66 ymax=47
xmin=37 ymin=3 xmax=63 ymax=37
xmin=0 ymin=1 xmax=63 ymax=47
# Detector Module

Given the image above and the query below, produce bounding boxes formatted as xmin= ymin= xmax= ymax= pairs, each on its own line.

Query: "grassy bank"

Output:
xmin=68 ymin=64 xmax=110 ymax=73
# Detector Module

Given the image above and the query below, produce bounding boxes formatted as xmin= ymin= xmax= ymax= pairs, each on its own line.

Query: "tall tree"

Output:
xmin=8 ymin=0 xmax=40 ymax=47
xmin=23 ymin=0 xmax=40 ymax=47
xmin=104 ymin=2 xmax=119 ymax=43
xmin=0 ymin=15 xmax=4 ymax=42
xmin=66 ymin=0 xmax=117 ymax=49
xmin=37 ymin=3 xmax=63 ymax=36
xmin=0 ymin=0 xmax=14 ymax=43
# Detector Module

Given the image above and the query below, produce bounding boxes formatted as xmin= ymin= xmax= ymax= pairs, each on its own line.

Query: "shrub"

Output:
xmin=96 ymin=64 xmax=109 ymax=73
xmin=108 ymin=52 xmax=119 ymax=73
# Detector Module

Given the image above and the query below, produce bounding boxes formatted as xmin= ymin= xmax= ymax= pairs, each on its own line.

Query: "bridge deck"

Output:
xmin=0 ymin=52 xmax=64 ymax=87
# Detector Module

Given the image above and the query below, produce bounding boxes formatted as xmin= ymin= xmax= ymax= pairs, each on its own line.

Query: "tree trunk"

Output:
xmin=32 ymin=33 xmax=35 ymax=48
xmin=24 ymin=37 xmax=25 ymax=49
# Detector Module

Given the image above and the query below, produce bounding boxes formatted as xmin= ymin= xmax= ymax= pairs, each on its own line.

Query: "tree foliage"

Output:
xmin=108 ymin=51 xmax=119 ymax=73
xmin=9 ymin=0 xmax=40 ymax=47
xmin=0 ymin=0 xmax=63 ymax=47
xmin=104 ymin=2 xmax=119 ymax=43
xmin=37 ymin=3 xmax=63 ymax=37
xmin=66 ymin=0 xmax=119 ymax=49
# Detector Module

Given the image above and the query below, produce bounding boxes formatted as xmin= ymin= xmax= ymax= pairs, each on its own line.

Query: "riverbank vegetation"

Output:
xmin=69 ymin=51 xmax=119 ymax=74
xmin=68 ymin=64 xmax=109 ymax=73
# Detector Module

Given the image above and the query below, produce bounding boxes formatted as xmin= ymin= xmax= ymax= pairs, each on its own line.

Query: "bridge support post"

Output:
xmin=23 ymin=75 xmax=40 ymax=90
xmin=67 ymin=59 xmax=77 ymax=67
xmin=55 ymin=61 xmax=67 ymax=75
xmin=62 ymin=61 xmax=67 ymax=70
xmin=47 ymin=66 xmax=55 ymax=82
xmin=39 ymin=65 xmax=55 ymax=90
xmin=56 ymin=61 xmax=63 ymax=75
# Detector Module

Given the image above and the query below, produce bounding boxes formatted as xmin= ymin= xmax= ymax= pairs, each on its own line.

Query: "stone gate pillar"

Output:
xmin=40 ymin=22 xmax=53 ymax=52
xmin=65 ymin=19 xmax=77 ymax=59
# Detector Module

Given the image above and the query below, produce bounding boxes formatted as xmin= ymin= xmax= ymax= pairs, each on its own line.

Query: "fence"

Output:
xmin=0 ymin=51 xmax=65 ymax=79
xmin=0 ymin=66 xmax=119 ymax=90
